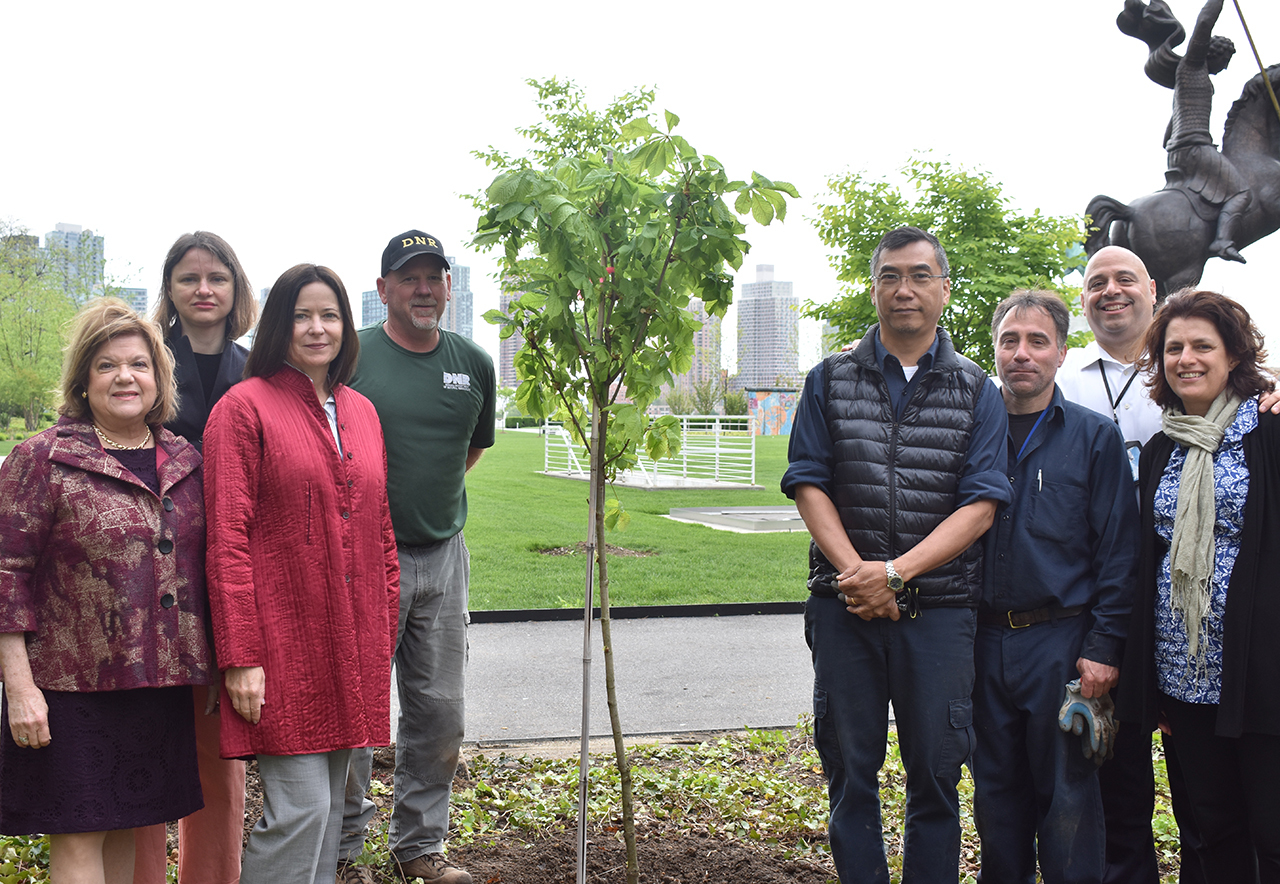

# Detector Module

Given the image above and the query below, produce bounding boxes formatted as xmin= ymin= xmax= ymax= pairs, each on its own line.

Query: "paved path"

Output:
xmin=388 ymin=614 xmax=814 ymax=745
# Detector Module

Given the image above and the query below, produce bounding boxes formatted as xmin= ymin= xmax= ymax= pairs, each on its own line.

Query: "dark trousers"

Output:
xmin=1162 ymin=695 xmax=1280 ymax=884
xmin=972 ymin=617 xmax=1105 ymax=884
xmin=805 ymin=597 xmax=976 ymax=884
xmin=1098 ymin=699 xmax=1159 ymax=884
xmin=1165 ymin=736 xmax=1208 ymax=884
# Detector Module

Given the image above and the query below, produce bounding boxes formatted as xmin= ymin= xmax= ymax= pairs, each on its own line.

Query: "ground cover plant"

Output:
xmin=304 ymin=722 xmax=1190 ymax=884
xmin=1 ymin=723 xmax=1189 ymax=883
xmin=465 ymin=431 xmax=809 ymax=610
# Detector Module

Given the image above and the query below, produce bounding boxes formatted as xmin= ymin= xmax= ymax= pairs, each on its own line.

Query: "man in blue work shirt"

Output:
xmin=973 ymin=290 xmax=1138 ymax=883
xmin=783 ymin=226 xmax=1011 ymax=884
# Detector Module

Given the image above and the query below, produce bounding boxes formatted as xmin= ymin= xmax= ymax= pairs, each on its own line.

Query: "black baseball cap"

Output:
xmin=381 ymin=230 xmax=450 ymax=277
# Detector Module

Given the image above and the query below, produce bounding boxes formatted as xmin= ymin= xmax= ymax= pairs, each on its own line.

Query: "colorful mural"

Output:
xmin=747 ymin=389 xmax=799 ymax=435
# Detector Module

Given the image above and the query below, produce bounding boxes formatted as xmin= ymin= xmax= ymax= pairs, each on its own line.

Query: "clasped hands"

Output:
xmin=834 ymin=562 xmax=900 ymax=621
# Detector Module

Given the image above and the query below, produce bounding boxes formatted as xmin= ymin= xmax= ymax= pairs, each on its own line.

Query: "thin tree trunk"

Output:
xmin=574 ymin=402 xmax=601 ymax=884
xmin=595 ymin=455 xmax=638 ymax=884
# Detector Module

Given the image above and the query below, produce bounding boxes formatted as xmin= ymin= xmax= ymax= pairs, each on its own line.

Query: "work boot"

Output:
xmin=337 ymin=860 xmax=377 ymax=884
xmin=396 ymin=853 xmax=472 ymax=884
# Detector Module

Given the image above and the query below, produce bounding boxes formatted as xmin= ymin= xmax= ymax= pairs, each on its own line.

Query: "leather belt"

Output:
xmin=978 ymin=603 xmax=1085 ymax=629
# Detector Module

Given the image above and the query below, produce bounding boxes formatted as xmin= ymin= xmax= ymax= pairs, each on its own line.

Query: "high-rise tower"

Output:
xmin=734 ymin=264 xmax=799 ymax=389
xmin=43 ymin=223 xmax=104 ymax=303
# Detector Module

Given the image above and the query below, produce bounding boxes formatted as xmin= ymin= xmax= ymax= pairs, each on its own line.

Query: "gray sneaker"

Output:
xmin=395 ymin=853 xmax=472 ymax=884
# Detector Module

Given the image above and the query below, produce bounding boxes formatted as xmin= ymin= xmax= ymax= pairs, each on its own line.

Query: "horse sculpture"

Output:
xmin=1086 ymin=43 xmax=1280 ymax=297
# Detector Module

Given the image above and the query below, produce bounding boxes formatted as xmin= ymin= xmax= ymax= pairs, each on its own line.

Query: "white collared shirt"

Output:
xmin=1058 ymin=341 xmax=1163 ymax=481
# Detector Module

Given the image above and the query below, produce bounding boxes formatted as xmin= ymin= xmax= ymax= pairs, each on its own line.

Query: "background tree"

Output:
xmin=664 ymin=385 xmax=696 ymax=415
xmin=807 ymin=155 xmax=1086 ymax=371
xmin=690 ymin=376 xmax=722 ymax=415
xmin=724 ymin=388 xmax=748 ymax=415
xmin=0 ymin=221 xmax=76 ymax=429
xmin=473 ymin=78 xmax=795 ymax=884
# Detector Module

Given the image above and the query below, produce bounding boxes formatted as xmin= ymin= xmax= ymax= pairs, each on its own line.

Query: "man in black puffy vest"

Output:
xmin=783 ymin=226 xmax=1011 ymax=884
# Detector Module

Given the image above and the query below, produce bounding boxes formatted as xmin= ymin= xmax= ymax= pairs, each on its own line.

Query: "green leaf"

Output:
xmin=620 ymin=117 xmax=659 ymax=140
xmin=664 ymin=109 xmax=681 ymax=131
xmin=496 ymin=202 xmax=527 ymax=222
xmin=750 ymin=194 xmax=775 ymax=226
xmin=734 ymin=190 xmax=752 ymax=215
xmin=771 ymin=180 xmax=801 ymax=198
xmin=763 ymin=189 xmax=788 ymax=222
xmin=603 ymin=497 xmax=631 ymax=532
xmin=518 ymin=290 xmax=547 ymax=309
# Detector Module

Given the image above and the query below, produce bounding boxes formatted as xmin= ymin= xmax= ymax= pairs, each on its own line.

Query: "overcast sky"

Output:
xmin=5 ymin=0 xmax=1280 ymax=370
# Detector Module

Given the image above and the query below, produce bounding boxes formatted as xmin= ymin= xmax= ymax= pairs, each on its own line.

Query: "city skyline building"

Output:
xmin=117 ymin=287 xmax=148 ymax=314
xmin=361 ymin=289 xmax=385 ymax=328
xmin=667 ymin=297 xmax=723 ymax=406
xmin=438 ymin=257 xmax=473 ymax=340
xmin=497 ymin=288 xmax=519 ymax=389
xmin=733 ymin=264 xmax=799 ymax=390
xmin=43 ymin=223 xmax=104 ymax=303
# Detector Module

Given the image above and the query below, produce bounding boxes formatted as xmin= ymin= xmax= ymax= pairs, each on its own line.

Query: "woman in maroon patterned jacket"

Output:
xmin=0 ymin=298 xmax=210 ymax=883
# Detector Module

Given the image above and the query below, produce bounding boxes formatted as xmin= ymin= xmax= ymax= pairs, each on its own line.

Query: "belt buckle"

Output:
xmin=1007 ymin=610 xmax=1028 ymax=629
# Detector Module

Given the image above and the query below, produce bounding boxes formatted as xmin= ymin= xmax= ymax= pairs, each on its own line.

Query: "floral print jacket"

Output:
xmin=0 ymin=417 xmax=210 ymax=691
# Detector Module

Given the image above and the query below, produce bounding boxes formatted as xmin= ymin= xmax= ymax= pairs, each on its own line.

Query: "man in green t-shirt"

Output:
xmin=339 ymin=230 xmax=495 ymax=884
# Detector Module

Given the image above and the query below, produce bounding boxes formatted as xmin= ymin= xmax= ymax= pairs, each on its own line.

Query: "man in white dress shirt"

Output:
xmin=1058 ymin=246 xmax=1162 ymax=475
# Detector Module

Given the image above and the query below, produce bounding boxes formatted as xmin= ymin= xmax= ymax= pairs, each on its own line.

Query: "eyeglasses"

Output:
xmin=874 ymin=272 xmax=947 ymax=289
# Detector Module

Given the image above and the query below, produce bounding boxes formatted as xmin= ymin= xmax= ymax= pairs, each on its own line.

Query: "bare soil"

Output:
xmin=232 ymin=745 xmax=837 ymax=884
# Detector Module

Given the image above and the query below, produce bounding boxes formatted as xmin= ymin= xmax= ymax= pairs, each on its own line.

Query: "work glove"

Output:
xmin=1057 ymin=678 xmax=1118 ymax=766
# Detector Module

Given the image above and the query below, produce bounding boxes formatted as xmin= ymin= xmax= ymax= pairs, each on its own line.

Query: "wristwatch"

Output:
xmin=884 ymin=560 xmax=905 ymax=593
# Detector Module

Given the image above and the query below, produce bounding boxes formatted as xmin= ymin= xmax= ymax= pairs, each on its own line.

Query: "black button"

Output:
xmin=158 ymin=538 xmax=174 ymax=554
xmin=160 ymin=593 xmax=175 ymax=608
xmin=346 ymin=452 xmax=353 ymax=459
xmin=344 ymin=575 xmax=350 ymax=583
xmin=342 ymin=512 xmax=349 ymax=520
xmin=347 ymin=480 xmax=353 ymax=487
xmin=162 ymin=497 xmax=174 ymax=512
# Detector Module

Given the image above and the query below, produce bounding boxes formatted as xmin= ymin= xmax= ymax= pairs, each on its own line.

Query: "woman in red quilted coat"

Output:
xmin=203 ymin=264 xmax=398 ymax=884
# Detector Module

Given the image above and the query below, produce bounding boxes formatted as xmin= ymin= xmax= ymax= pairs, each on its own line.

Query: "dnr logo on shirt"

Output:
xmin=443 ymin=371 xmax=471 ymax=391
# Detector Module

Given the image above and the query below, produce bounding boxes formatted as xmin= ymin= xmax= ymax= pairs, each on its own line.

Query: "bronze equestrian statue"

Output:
xmin=1086 ymin=0 xmax=1280 ymax=297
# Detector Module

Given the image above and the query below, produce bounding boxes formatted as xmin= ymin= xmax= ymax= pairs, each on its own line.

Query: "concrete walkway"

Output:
xmin=389 ymin=613 xmax=815 ymax=746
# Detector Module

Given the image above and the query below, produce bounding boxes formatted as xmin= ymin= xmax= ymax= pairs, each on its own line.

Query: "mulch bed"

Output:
xmin=230 ymin=746 xmax=837 ymax=884
xmin=450 ymin=830 xmax=834 ymax=884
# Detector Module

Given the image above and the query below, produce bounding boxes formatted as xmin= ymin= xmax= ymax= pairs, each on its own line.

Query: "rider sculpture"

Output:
xmin=1120 ymin=0 xmax=1251 ymax=262
xmin=1087 ymin=0 xmax=1280 ymax=293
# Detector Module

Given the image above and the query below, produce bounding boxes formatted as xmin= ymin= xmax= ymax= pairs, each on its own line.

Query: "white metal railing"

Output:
xmin=543 ymin=415 xmax=755 ymax=486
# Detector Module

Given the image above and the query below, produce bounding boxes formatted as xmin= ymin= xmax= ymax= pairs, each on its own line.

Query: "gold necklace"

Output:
xmin=94 ymin=424 xmax=153 ymax=450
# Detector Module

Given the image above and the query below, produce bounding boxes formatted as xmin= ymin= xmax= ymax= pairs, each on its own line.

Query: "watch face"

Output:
xmin=888 ymin=576 xmax=905 ymax=592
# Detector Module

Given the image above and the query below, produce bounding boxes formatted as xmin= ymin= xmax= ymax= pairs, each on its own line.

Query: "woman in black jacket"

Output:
xmin=1119 ymin=288 xmax=1280 ymax=884
xmin=134 ymin=231 xmax=258 ymax=884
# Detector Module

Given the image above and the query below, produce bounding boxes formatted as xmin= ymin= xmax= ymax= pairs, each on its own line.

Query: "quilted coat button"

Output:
xmin=158 ymin=538 xmax=174 ymax=554
xmin=160 ymin=593 xmax=175 ymax=608
xmin=162 ymin=497 xmax=175 ymax=512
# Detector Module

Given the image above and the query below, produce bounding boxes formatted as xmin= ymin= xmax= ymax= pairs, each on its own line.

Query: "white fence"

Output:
xmin=543 ymin=415 xmax=756 ymax=487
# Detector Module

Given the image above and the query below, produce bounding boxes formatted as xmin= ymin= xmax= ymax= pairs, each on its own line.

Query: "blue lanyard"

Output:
xmin=1016 ymin=408 xmax=1051 ymax=461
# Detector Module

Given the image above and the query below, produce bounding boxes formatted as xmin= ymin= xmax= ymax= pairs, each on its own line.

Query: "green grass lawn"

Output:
xmin=465 ymin=431 xmax=809 ymax=610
